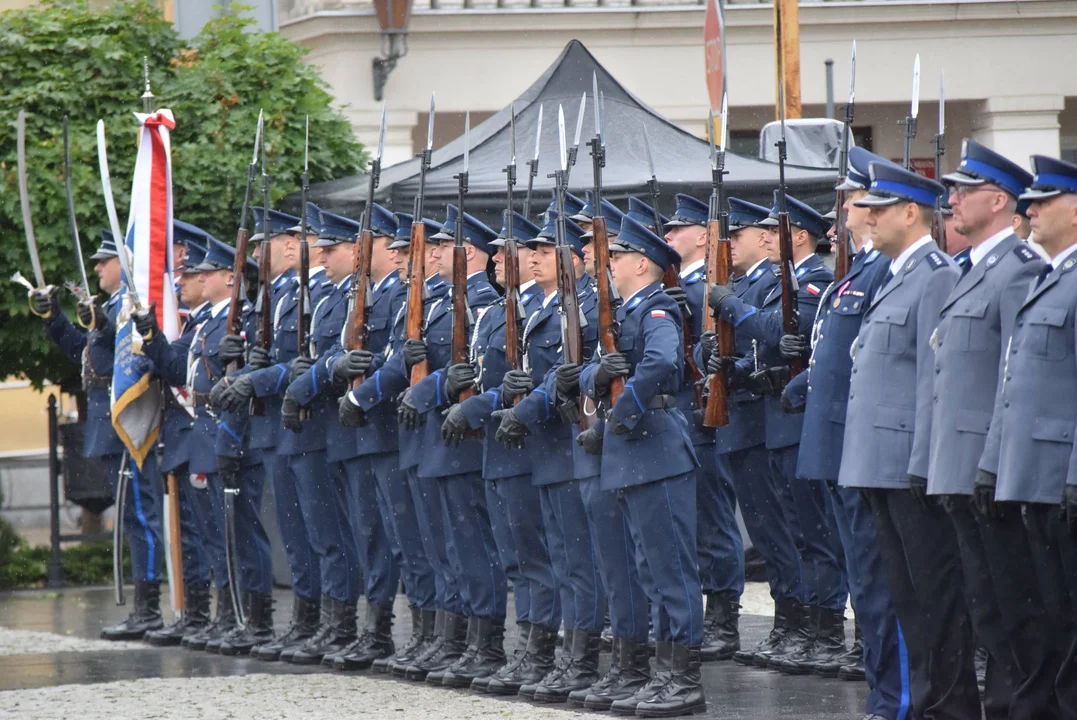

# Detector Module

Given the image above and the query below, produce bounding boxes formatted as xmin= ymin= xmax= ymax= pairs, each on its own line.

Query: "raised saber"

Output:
xmin=96 ymin=120 xmax=143 ymax=311
xmin=17 ymin=109 xmax=46 ymax=289
xmin=63 ymin=117 xmax=92 ymax=305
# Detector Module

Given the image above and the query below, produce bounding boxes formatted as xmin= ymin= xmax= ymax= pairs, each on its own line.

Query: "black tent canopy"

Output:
xmin=303 ymin=40 xmax=837 ymax=227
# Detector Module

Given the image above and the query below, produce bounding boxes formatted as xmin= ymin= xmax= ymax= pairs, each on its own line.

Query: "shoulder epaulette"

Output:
xmin=1013 ymin=244 xmax=1039 ymax=263
xmin=925 ymin=251 xmax=947 ymax=270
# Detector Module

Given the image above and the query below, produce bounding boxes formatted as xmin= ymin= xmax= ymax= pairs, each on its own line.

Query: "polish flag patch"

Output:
xmin=805 ymin=284 xmax=821 ymax=296
xmin=651 ymin=310 xmax=666 ymax=318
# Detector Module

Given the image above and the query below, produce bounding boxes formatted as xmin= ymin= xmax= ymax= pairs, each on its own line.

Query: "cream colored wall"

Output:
xmin=0 ymin=381 xmax=62 ymax=455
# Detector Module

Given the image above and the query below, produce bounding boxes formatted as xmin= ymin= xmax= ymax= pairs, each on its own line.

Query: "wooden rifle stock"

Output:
xmin=933 ymin=207 xmax=948 ymax=252
xmin=451 ymin=241 xmax=475 ymax=403
xmin=557 ymin=242 xmax=586 ymax=424
xmin=703 ymin=218 xmax=732 ymax=427
xmin=591 ymin=216 xmax=623 ymax=410
xmin=407 ymin=221 xmax=428 ymax=386
xmin=834 ymin=187 xmax=852 ymax=281
xmin=346 ymin=228 xmax=374 ymax=391
xmin=503 ymin=236 xmax=523 ymax=405
xmin=249 ymin=238 xmax=271 ymax=415
xmin=225 ymin=226 xmax=251 ymax=376
xmin=663 ymin=263 xmax=705 ymax=406
xmin=777 ymin=213 xmax=805 ymax=376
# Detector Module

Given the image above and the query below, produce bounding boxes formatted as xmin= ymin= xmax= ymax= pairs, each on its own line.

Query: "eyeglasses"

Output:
xmin=950 ymin=184 xmax=1000 ymax=200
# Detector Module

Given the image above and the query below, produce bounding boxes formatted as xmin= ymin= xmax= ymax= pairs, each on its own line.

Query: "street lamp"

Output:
xmin=373 ymin=0 xmax=411 ymax=101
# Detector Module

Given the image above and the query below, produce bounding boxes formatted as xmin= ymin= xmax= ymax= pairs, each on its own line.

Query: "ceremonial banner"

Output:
xmin=111 ymin=109 xmax=178 ymax=469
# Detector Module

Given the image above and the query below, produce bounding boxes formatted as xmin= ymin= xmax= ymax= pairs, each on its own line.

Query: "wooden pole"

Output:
xmin=167 ymin=473 xmax=184 ymax=611
xmin=774 ymin=0 xmax=802 ymax=120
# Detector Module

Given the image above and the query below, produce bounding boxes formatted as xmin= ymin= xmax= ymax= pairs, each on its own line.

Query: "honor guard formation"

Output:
xmin=18 ymin=70 xmax=1077 ymax=720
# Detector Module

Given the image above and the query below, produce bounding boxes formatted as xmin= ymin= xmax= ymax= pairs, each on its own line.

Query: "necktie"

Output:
xmin=1035 ymin=265 xmax=1053 ymax=288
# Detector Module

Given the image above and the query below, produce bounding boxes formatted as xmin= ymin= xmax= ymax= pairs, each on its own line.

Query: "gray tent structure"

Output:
xmin=301 ymin=40 xmax=837 ymax=228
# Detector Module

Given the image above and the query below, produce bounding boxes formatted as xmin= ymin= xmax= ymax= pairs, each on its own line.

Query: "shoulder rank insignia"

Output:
xmin=925 ymin=251 xmax=946 ymax=270
xmin=1014 ymin=244 xmax=1038 ymax=263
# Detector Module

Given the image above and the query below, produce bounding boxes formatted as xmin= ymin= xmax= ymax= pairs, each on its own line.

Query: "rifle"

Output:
xmin=503 ymin=105 xmax=524 ymax=403
xmin=345 ymin=106 xmax=387 ymax=390
xmin=523 ymin=105 xmax=543 ymax=221
xmin=564 ymin=94 xmax=586 ymax=187
xmin=299 ymin=116 xmax=313 ymax=374
xmin=703 ymin=98 xmax=734 ymax=428
xmin=407 ymin=93 xmax=436 ymax=386
xmin=589 ymin=74 xmax=622 ymax=418
xmin=933 ymin=71 xmax=947 ymax=251
xmin=901 ymin=54 xmax=920 ymax=171
xmin=451 ymin=112 xmax=477 ymax=405
xmin=225 ymin=110 xmax=264 ymax=375
xmin=775 ymin=85 xmax=804 ymax=377
xmin=250 ymin=118 xmax=274 ymax=417
xmin=834 ymin=41 xmax=856 ymax=281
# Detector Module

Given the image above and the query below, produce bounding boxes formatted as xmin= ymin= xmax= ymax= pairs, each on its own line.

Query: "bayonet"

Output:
xmin=933 ymin=71 xmax=947 ymax=250
xmin=642 ymin=123 xmax=665 ymax=239
xmin=592 ymin=73 xmax=601 ymax=139
xmin=503 ymin=104 xmax=524 ymax=383
xmin=774 ymin=78 xmax=802 ymax=375
xmin=719 ymin=92 xmax=729 ymax=154
xmin=17 ymin=109 xmax=45 ymax=289
xmin=376 ymin=104 xmax=387 ymax=163
xmin=902 ymin=54 xmax=920 ymax=170
xmin=463 ymin=110 xmax=470 ymax=174
xmin=450 ymin=111 xmax=476 ymax=406
xmin=141 ymin=57 xmax=154 ymax=114
xmin=835 ymin=41 xmax=857 ymax=280
xmin=62 ymin=117 xmax=91 ymax=303
xmin=565 ymin=92 xmax=586 ymax=184
xmin=558 ymin=105 xmax=568 ymax=173
xmin=509 ymin=103 xmax=517 ymax=167
xmin=849 ymin=40 xmax=857 ymax=110
xmin=524 ymin=104 xmax=543 ymax=220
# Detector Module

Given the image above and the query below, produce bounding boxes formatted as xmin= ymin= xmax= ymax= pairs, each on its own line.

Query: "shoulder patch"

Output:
xmin=804 ymin=283 xmax=821 ymax=296
xmin=650 ymin=310 xmax=667 ymax=318
xmin=925 ymin=251 xmax=947 ymax=270
xmin=685 ymin=271 xmax=704 ymax=285
xmin=1014 ymin=244 xmax=1038 ymax=263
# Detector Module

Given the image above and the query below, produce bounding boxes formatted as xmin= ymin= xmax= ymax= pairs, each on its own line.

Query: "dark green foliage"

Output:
xmin=0 ymin=540 xmax=131 ymax=589
xmin=0 ymin=0 xmax=365 ymax=387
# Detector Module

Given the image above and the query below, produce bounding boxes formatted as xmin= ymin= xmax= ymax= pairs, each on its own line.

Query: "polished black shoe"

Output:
xmin=393 ymin=610 xmax=445 ymax=678
xmin=219 ymin=592 xmax=276 ymax=656
xmin=441 ymin=617 xmax=507 ymax=688
xmin=145 ymin=581 xmax=211 ymax=647
xmin=485 ymin=624 xmax=558 ymax=696
xmin=405 ymin=611 xmax=467 ymax=681
xmin=377 ymin=607 xmax=434 ymax=674
xmin=332 ymin=603 xmax=395 ymax=671
xmin=609 ymin=640 xmax=671 ymax=716
xmin=569 ymin=634 xmax=622 ymax=709
xmin=519 ymin=628 xmax=572 ymax=700
xmin=838 ymin=658 xmax=867 ymax=681
xmin=252 ymin=594 xmax=320 ymax=662
xmin=583 ymin=637 xmax=652 ymax=711
xmin=289 ymin=598 xmax=358 ymax=665
xmin=206 ymin=592 xmax=249 ymax=654
xmin=532 ymin=630 xmax=602 ymax=703
xmin=781 ymin=606 xmax=846 ymax=675
xmin=184 ymin=586 xmax=236 ymax=651
xmin=816 ymin=619 xmax=862 ymax=678
xmin=636 ymin=643 xmax=706 ymax=718
xmin=102 ymin=582 xmax=164 ymax=641
xmin=733 ymin=599 xmax=794 ymax=667
xmin=700 ymin=593 xmax=740 ymax=662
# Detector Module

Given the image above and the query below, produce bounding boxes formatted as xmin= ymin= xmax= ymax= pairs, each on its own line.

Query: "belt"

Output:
xmin=192 ymin=392 xmax=213 ymax=408
xmin=646 ymin=394 xmax=677 ymax=410
xmin=83 ymin=376 xmax=112 ymax=390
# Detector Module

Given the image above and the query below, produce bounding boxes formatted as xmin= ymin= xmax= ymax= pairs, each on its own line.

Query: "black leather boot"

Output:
xmin=520 ymin=628 xmax=572 ymax=700
xmin=700 ymin=593 xmax=740 ymax=662
xmin=289 ymin=598 xmax=358 ymax=665
xmin=405 ymin=611 xmax=467 ymax=681
xmin=817 ymin=618 xmax=861 ymax=677
xmin=569 ymin=634 xmax=621 ymax=708
xmin=252 ymin=594 xmax=320 ymax=662
xmin=102 ymin=582 xmax=164 ymax=641
xmin=486 ymin=623 xmax=558 ymax=696
xmin=583 ymin=637 xmax=653 ymax=711
xmin=838 ymin=627 xmax=867 ymax=684
xmin=146 ymin=581 xmax=211 ymax=647
xmin=763 ymin=602 xmax=814 ymax=669
xmin=781 ymin=606 xmax=846 ymax=675
xmin=332 ymin=603 xmax=395 ymax=671
xmin=206 ymin=592 xmax=248 ymax=654
xmin=636 ymin=643 xmax=706 ymax=718
xmin=532 ymin=630 xmax=602 ymax=703
xmin=441 ymin=617 xmax=507 ymax=688
xmin=610 ymin=640 xmax=671 ymax=716
xmin=733 ymin=599 xmax=792 ymax=666
xmin=393 ymin=609 xmax=444 ymax=678
xmin=472 ymin=619 xmax=531 ymax=693
xmin=219 ymin=593 xmax=276 ymax=656
xmin=184 ymin=586 xmax=236 ymax=651
xmin=376 ymin=607 xmax=433 ymax=674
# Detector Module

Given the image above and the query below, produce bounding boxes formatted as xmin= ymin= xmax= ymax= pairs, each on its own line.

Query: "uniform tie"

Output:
xmin=1035 ymin=264 xmax=1053 ymax=288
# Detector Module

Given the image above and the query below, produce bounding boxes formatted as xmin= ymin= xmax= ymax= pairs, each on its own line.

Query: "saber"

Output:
xmin=96 ymin=120 xmax=143 ymax=311
xmin=17 ymin=109 xmax=46 ymax=289
xmin=223 ymin=486 xmax=246 ymax=627
xmin=63 ymin=117 xmax=92 ymax=304
xmin=113 ymin=452 xmax=131 ymax=606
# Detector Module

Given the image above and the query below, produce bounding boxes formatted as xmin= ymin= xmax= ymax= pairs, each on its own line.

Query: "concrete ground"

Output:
xmin=0 ymin=583 xmax=868 ymax=719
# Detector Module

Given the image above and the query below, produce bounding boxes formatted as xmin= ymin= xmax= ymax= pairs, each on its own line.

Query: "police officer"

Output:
xmin=664 ymin=193 xmax=745 ymax=662
xmin=839 ymin=162 xmax=977 ymax=719
xmin=930 ymin=141 xmax=1051 ymax=720
xmin=579 ymin=198 xmax=625 ymax=277
xmin=979 ymin=155 xmax=1077 ymax=718
xmin=780 ymin=148 xmax=909 ymax=719
xmin=31 ymin=230 xmax=166 ymax=640
xmin=580 ymin=216 xmax=705 ymax=718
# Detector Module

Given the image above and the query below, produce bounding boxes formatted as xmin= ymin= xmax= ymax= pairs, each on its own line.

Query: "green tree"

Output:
xmin=0 ymin=0 xmax=365 ymax=387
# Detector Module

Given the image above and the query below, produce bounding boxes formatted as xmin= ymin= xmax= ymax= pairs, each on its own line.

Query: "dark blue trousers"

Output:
xmin=618 ymin=473 xmax=704 ymax=647
xmin=439 ymin=471 xmax=507 ymax=621
xmin=290 ymin=450 xmax=361 ymax=603
xmin=580 ymin=476 xmax=649 ymax=644
xmin=487 ymin=475 xmax=560 ymax=630
xmin=172 ymin=463 xmax=211 ymax=585
xmin=407 ymin=467 xmax=465 ymax=614
xmin=205 ymin=466 xmax=274 ymax=595
xmin=724 ymin=444 xmax=803 ymax=603
xmin=696 ymin=447 xmax=745 ymax=598
xmin=267 ymin=450 xmax=320 ymax=600
xmin=540 ymin=480 xmax=605 ymax=634
xmin=105 ymin=453 xmax=164 ymax=585
xmin=371 ymin=454 xmax=435 ymax=610
xmin=342 ymin=455 xmax=401 ymax=610
xmin=186 ymin=472 xmax=227 ymax=590
xmin=827 ymin=482 xmax=910 ymax=720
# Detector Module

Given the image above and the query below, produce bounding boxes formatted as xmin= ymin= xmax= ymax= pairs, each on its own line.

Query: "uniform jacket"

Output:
xmin=785 ymin=247 xmax=889 ymax=481
xmin=839 ymin=241 xmax=959 ymax=489
xmin=158 ymin=303 xmax=212 ymax=473
xmin=674 ymin=261 xmax=713 ymax=448
xmin=979 ymin=252 xmax=1077 ymax=503
xmin=928 ymin=236 xmax=1044 ymax=495
xmin=580 ymin=282 xmax=698 ymax=491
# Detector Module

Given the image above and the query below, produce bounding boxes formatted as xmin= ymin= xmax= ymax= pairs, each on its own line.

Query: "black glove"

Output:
xmin=973 ymin=470 xmax=1000 ymax=520
xmin=707 ymin=279 xmax=736 ymax=316
xmin=219 ymin=375 xmax=256 ymax=414
xmin=397 ymin=388 xmax=423 ymax=432
xmin=445 ymin=363 xmax=477 ymax=402
xmin=664 ymin=286 xmax=690 ymax=318
xmin=289 ymin=356 xmax=313 ymax=383
xmin=332 ymin=349 xmax=374 ymax=385
xmin=441 ymin=403 xmax=471 ymax=447
xmin=555 ymin=363 xmax=582 ymax=400
xmin=402 ymin=339 xmax=427 ymax=372
xmin=30 ymin=287 xmax=60 ymax=319
xmin=779 ymin=334 xmax=809 ymax=361
xmin=699 ymin=331 xmax=717 ymax=368
xmin=747 ymin=369 xmax=775 ymax=396
xmin=217 ymin=455 xmax=242 ymax=490
xmin=130 ymin=302 xmax=158 ymax=339
xmin=594 ymin=352 xmax=631 ymax=394
xmin=708 ymin=355 xmax=747 ymax=389
xmin=608 ymin=414 xmax=630 ymax=435
xmin=780 ymin=386 xmax=805 ymax=414
xmin=502 ymin=369 xmax=534 ymax=404
xmin=576 ymin=426 xmax=604 ymax=456
xmin=219 ymin=334 xmax=246 ymax=365
xmin=80 ymin=296 xmax=109 ymax=332
xmin=908 ymin=474 xmax=931 ymax=510
xmin=766 ymin=366 xmax=792 ymax=394
xmin=247 ymin=345 xmax=271 ymax=370
xmin=282 ymin=392 xmax=303 ymax=433
xmin=1065 ymin=485 xmax=1077 ymax=537
xmin=492 ymin=408 xmax=528 ymax=450
xmin=338 ymin=395 xmax=367 ymax=428
xmin=209 ymin=377 xmax=231 ymax=409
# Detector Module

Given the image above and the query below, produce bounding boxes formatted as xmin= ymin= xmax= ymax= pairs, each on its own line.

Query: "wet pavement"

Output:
xmin=0 ymin=586 xmax=868 ymax=719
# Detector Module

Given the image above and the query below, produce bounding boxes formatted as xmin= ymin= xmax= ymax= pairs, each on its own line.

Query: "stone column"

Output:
xmin=971 ymin=95 xmax=1064 ymax=171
